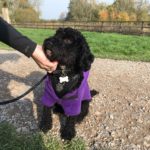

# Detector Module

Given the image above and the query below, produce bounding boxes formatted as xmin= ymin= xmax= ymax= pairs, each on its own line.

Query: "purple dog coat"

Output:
xmin=41 ymin=71 xmax=92 ymax=116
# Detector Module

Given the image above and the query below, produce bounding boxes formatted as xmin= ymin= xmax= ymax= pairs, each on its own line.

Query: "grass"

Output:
xmin=0 ymin=122 xmax=86 ymax=150
xmin=1 ymin=28 xmax=150 ymax=61
xmin=83 ymin=31 xmax=150 ymax=61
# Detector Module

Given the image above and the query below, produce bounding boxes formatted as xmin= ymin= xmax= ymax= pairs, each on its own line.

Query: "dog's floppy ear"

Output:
xmin=43 ymin=37 xmax=53 ymax=51
xmin=79 ymin=41 xmax=94 ymax=71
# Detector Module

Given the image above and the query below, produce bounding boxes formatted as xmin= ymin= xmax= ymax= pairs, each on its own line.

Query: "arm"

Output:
xmin=0 ymin=17 xmax=58 ymax=72
xmin=0 ymin=17 xmax=36 ymax=57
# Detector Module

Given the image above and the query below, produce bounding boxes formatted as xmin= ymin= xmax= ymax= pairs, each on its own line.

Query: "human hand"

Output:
xmin=31 ymin=45 xmax=58 ymax=73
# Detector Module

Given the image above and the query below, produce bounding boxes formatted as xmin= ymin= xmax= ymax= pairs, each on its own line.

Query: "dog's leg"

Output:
xmin=76 ymin=100 xmax=90 ymax=123
xmin=39 ymin=106 xmax=52 ymax=133
xmin=59 ymin=101 xmax=90 ymax=140
xmin=53 ymin=103 xmax=65 ymax=114
xmin=60 ymin=115 xmax=76 ymax=141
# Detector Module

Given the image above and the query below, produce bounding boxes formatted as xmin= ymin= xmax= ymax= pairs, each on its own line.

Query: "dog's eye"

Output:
xmin=64 ymin=39 xmax=72 ymax=44
xmin=46 ymin=50 xmax=52 ymax=56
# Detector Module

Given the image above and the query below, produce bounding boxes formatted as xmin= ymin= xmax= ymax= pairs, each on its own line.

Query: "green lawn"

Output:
xmin=0 ymin=122 xmax=86 ymax=150
xmin=1 ymin=28 xmax=150 ymax=61
xmin=83 ymin=31 xmax=150 ymax=61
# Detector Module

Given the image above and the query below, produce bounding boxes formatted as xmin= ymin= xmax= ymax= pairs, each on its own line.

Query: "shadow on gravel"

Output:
xmin=0 ymin=53 xmax=21 ymax=64
xmin=0 ymin=69 xmax=45 ymax=129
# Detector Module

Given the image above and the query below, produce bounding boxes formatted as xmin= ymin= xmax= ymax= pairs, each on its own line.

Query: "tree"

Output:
xmin=13 ymin=0 xmax=40 ymax=22
xmin=111 ymin=0 xmax=150 ymax=21
xmin=99 ymin=9 xmax=109 ymax=21
xmin=0 ymin=0 xmax=19 ymax=20
xmin=0 ymin=0 xmax=40 ymax=22
xmin=134 ymin=0 xmax=150 ymax=21
xmin=66 ymin=0 xmax=99 ymax=21
xmin=111 ymin=0 xmax=135 ymax=15
xmin=117 ymin=11 xmax=130 ymax=21
xmin=14 ymin=7 xmax=39 ymax=22
xmin=28 ymin=0 xmax=41 ymax=15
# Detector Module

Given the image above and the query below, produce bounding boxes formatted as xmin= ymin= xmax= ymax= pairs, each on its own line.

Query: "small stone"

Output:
xmin=138 ymin=118 xmax=143 ymax=123
xmin=109 ymin=114 xmax=114 ymax=120
xmin=111 ymin=131 xmax=118 ymax=138
xmin=95 ymin=111 xmax=101 ymax=116
xmin=21 ymin=127 xmax=29 ymax=132
xmin=16 ymin=127 xmax=22 ymax=132
xmin=144 ymin=135 xmax=150 ymax=148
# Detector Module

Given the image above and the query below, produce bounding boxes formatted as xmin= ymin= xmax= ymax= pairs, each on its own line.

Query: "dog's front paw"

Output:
xmin=60 ymin=116 xmax=76 ymax=140
xmin=39 ymin=119 xmax=52 ymax=133
xmin=60 ymin=126 xmax=76 ymax=141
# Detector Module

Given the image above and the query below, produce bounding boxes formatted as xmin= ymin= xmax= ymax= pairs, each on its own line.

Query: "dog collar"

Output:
xmin=52 ymin=66 xmax=72 ymax=75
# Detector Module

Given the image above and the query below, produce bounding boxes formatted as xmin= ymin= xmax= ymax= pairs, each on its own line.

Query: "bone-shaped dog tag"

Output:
xmin=59 ymin=76 xmax=69 ymax=83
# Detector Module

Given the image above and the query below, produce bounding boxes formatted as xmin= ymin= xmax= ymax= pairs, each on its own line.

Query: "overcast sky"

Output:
xmin=40 ymin=0 xmax=114 ymax=20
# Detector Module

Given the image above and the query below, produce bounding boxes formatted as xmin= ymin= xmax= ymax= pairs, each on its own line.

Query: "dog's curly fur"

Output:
xmin=39 ymin=28 xmax=95 ymax=140
xmin=43 ymin=27 xmax=94 ymax=72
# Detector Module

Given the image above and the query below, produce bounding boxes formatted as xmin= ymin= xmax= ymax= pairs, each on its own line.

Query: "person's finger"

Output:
xmin=45 ymin=61 xmax=58 ymax=71
xmin=47 ymin=70 xmax=53 ymax=73
xmin=37 ymin=61 xmax=56 ymax=72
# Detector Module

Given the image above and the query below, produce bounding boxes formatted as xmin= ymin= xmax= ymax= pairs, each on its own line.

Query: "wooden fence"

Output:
xmin=12 ymin=21 xmax=150 ymax=35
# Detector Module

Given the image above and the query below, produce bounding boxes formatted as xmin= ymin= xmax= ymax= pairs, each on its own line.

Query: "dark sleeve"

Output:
xmin=0 ymin=17 xmax=37 ymax=57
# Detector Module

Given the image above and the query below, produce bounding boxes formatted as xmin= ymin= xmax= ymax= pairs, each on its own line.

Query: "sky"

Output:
xmin=40 ymin=0 xmax=114 ymax=20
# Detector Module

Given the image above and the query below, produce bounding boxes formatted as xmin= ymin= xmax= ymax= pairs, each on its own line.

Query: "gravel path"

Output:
xmin=0 ymin=50 xmax=150 ymax=150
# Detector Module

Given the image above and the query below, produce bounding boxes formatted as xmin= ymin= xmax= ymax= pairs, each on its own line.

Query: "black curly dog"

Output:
xmin=39 ymin=27 xmax=97 ymax=140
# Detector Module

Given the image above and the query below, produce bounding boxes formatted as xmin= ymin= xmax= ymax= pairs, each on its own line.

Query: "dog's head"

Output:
xmin=43 ymin=27 xmax=94 ymax=72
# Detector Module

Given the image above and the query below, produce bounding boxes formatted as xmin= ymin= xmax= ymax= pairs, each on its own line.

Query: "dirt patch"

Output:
xmin=0 ymin=50 xmax=150 ymax=150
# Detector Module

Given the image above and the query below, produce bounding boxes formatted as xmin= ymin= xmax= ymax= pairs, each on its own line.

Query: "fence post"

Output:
xmin=119 ymin=22 xmax=122 ymax=33
xmin=141 ymin=21 xmax=144 ymax=34
xmin=101 ymin=21 xmax=103 ymax=32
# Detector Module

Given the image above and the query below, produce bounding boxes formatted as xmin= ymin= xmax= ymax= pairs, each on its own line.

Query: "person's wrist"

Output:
xmin=32 ymin=45 xmax=42 ymax=57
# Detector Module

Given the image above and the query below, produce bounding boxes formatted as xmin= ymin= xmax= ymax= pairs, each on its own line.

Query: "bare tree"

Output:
xmin=29 ymin=0 xmax=41 ymax=13
xmin=110 ymin=0 xmax=150 ymax=21
xmin=66 ymin=0 xmax=99 ymax=21
xmin=112 ymin=0 xmax=135 ymax=13
xmin=134 ymin=0 xmax=150 ymax=20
